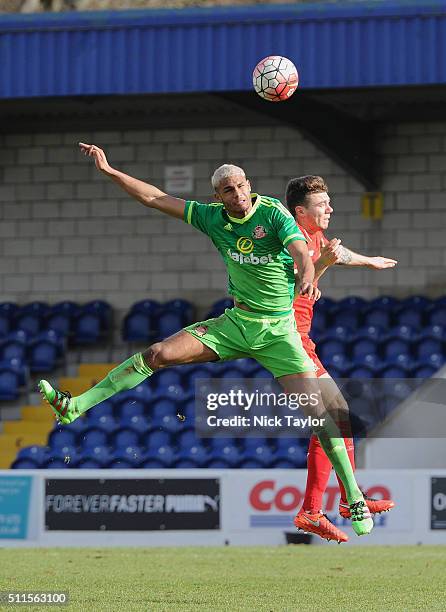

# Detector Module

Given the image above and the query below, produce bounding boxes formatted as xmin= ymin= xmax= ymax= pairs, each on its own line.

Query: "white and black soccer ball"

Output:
xmin=252 ymin=55 xmax=299 ymax=102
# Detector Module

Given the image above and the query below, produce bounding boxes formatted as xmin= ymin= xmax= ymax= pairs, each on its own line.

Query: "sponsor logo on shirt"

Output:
xmin=252 ymin=225 xmax=267 ymax=239
xmin=236 ymin=237 xmax=254 ymax=254
xmin=227 ymin=249 xmax=274 ymax=265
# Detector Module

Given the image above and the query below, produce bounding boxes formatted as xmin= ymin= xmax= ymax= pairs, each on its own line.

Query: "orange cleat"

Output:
xmin=339 ymin=494 xmax=395 ymax=519
xmin=294 ymin=510 xmax=349 ymax=543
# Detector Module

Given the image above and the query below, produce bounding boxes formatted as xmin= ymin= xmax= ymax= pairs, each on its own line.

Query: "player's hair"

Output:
xmin=285 ymin=175 xmax=328 ymax=212
xmin=211 ymin=164 xmax=246 ymax=190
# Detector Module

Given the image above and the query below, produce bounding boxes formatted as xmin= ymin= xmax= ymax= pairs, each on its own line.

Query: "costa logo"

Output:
xmin=236 ymin=237 xmax=254 ymax=254
xmin=249 ymin=480 xmax=391 ymax=512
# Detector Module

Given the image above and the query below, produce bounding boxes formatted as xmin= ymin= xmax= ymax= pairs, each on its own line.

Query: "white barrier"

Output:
xmin=1 ymin=469 xmax=446 ymax=547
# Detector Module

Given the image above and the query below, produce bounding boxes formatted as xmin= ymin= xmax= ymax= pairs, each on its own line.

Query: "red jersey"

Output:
xmin=293 ymin=225 xmax=327 ymax=334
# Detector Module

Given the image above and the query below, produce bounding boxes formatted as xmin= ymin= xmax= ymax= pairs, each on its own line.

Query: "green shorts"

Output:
xmin=184 ymin=306 xmax=315 ymax=379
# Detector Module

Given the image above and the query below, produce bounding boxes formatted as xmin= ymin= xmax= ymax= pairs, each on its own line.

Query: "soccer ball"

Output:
xmin=252 ymin=56 xmax=299 ymax=102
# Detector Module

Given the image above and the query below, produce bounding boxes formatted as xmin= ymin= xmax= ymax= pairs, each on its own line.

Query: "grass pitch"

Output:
xmin=0 ymin=546 xmax=444 ymax=611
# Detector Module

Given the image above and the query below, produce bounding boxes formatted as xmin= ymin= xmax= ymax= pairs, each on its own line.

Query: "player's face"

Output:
xmin=215 ymin=174 xmax=252 ymax=218
xmin=297 ymin=191 xmax=333 ymax=231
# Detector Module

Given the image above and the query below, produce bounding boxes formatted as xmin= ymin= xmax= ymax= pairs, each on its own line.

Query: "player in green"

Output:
xmin=39 ymin=142 xmax=373 ymax=536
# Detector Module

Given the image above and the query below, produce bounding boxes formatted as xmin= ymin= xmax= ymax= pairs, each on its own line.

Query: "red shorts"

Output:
xmin=300 ymin=334 xmax=327 ymax=378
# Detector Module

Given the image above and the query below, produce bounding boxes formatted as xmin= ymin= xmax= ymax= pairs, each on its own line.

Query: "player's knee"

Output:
xmin=143 ymin=342 xmax=172 ymax=370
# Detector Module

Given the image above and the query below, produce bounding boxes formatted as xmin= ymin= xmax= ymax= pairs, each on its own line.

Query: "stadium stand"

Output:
xmin=4 ymin=295 xmax=446 ymax=469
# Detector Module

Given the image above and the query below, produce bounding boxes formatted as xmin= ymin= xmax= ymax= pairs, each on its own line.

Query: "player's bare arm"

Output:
xmin=79 ymin=142 xmax=186 ymax=219
xmin=335 ymin=245 xmax=397 ymax=269
xmin=313 ymin=239 xmax=397 ymax=280
xmin=287 ymin=240 xmax=320 ymax=301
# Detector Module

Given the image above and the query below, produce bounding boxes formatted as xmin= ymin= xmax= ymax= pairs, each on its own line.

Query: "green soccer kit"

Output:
xmin=183 ymin=194 xmax=315 ymax=377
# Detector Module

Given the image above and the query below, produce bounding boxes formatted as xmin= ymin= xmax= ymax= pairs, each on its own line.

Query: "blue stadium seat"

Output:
xmin=45 ymin=313 xmax=71 ymax=337
xmin=11 ymin=458 xmax=39 ymax=469
xmin=73 ymin=313 xmax=101 ymax=344
xmin=421 ymin=325 xmax=445 ymax=340
xmin=80 ymin=428 xmax=108 ymax=449
xmin=108 ymin=460 xmax=135 ymax=469
xmin=210 ymin=444 xmax=242 ymax=468
xmin=161 ymin=383 xmax=185 ymax=401
xmin=273 ymin=460 xmax=295 ymax=468
xmin=239 ymin=459 xmax=263 ymax=469
xmin=143 ymin=430 xmax=172 ymax=449
xmin=17 ymin=445 xmax=49 ymax=465
xmin=394 ymin=308 xmax=423 ymax=328
xmin=323 ymin=353 xmax=351 ymax=374
xmin=350 ymin=338 xmax=379 ymax=360
xmin=163 ymin=299 xmax=194 ymax=322
xmin=157 ymin=312 xmax=184 ymax=339
xmin=113 ymin=428 xmax=140 ymax=449
xmin=274 ymin=441 xmax=307 ymax=467
xmin=178 ymin=444 xmax=209 ymax=467
xmin=354 ymin=353 xmax=382 ymax=371
xmin=206 ymin=297 xmax=233 ymax=318
xmin=131 ymin=299 xmax=160 ymax=316
xmin=338 ymin=296 xmax=367 ymax=310
xmin=311 ymin=309 xmax=328 ymax=332
xmin=380 ymin=365 xmax=408 ymax=379
xmin=244 ymin=444 xmax=275 ymax=467
xmin=48 ymin=428 xmax=77 ymax=450
xmin=382 ymin=338 xmax=411 ymax=360
xmin=319 ymin=339 xmax=347 ymax=361
xmin=401 ymin=295 xmax=431 ymax=309
xmin=146 ymin=445 xmax=176 ymax=467
xmin=120 ymin=414 xmax=151 ymax=436
xmin=175 ymin=459 xmax=199 ymax=468
xmin=412 ymin=365 xmax=437 ymax=378
xmin=112 ymin=446 xmax=144 ymax=467
xmin=428 ymin=307 xmax=446 ymax=327
xmin=122 ymin=312 xmax=155 ymax=343
xmin=320 ymin=326 xmax=351 ymax=342
xmin=353 ymin=325 xmax=385 ymax=342
xmin=331 ymin=308 xmax=361 ymax=330
xmin=385 ymin=353 xmax=413 ymax=370
xmin=156 ymin=414 xmax=185 ymax=435
xmin=0 ymin=331 xmax=27 ymax=361
xmin=141 ymin=460 xmax=165 ymax=469
xmin=418 ymin=353 xmax=445 ymax=370
xmin=87 ymin=414 xmax=119 ymax=434
xmin=47 ymin=445 xmax=79 ymax=466
xmin=315 ymin=297 xmax=336 ymax=311
xmin=369 ymin=296 xmax=398 ymax=309
xmin=88 ymin=400 xmax=114 ymax=418
xmin=155 ymin=369 xmax=182 ymax=390
xmin=233 ymin=358 xmax=258 ymax=376
xmin=415 ymin=338 xmax=443 ymax=360
xmin=44 ymin=458 xmax=71 ymax=469
xmin=117 ymin=398 xmax=146 ymax=419
xmin=0 ymin=367 xmax=19 ymax=400
xmin=63 ymin=417 xmax=87 ymax=436
xmin=77 ymin=459 xmax=103 ymax=469
xmin=348 ymin=366 xmax=375 ymax=379
xmin=82 ymin=446 xmax=113 ymax=467
xmin=27 ymin=338 xmax=59 ymax=372
xmin=206 ymin=459 xmax=230 ymax=468
xmin=210 ymin=437 xmax=237 ymax=450
xmin=151 ymin=398 xmax=179 ymax=420
xmin=363 ymin=308 xmax=392 ymax=328
xmin=1 ymin=358 xmax=28 ymax=387
xmin=178 ymin=429 xmax=200 ymax=449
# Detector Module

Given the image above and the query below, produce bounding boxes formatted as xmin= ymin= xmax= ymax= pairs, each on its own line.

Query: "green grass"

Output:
xmin=0 ymin=546 xmax=445 ymax=611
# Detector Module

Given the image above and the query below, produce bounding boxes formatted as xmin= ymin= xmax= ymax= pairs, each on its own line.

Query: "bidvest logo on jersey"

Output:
xmin=229 ymin=236 xmax=274 ymax=265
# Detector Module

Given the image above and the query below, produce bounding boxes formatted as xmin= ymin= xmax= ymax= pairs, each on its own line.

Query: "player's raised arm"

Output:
xmin=335 ymin=245 xmax=397 ymax=269
xmin=79 ymin=142 xmax=185 ymax=219
xmin=287 ymin=240 xmax=320 ymax=301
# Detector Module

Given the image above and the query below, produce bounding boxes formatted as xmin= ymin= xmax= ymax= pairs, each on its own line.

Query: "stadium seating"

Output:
xmin=7 ymin=294 xmax=446 ymax=470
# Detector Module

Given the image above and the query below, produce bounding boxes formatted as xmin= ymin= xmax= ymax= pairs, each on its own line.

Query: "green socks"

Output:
xmin=72 ymin=353 xmax=153 ymax=415
xmin=315 ymin=416 xmax=362 ymax=505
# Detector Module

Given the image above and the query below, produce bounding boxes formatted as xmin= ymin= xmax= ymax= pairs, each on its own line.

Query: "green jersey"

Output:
xmin=184 ymin=193 xmax=306 ymax=314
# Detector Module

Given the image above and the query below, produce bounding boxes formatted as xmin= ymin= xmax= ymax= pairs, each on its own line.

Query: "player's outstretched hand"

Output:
xmin=367 ymin=256 xmax=398 ymax=269
xmin=79 ymin=142 xmax=112 ymax=174
xmin=319 ymin=238 xmax=342 ymax=266
xmin=300 ymin=282 xmax=321 ymax=301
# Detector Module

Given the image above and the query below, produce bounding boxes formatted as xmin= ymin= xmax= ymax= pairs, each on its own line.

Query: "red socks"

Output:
xmin=301 ymin=435 xmax=356 ymax=512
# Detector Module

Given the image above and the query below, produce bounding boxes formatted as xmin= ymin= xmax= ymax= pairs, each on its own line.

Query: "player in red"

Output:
xmin=286 ymin=175 xmax=397 ymax=543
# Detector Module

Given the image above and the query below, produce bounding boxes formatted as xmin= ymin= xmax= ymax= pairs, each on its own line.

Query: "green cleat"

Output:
xmin=350 ymin=500 xmax=374 ymax=536
xmin=38 ymin=380 xmax=78 ymax=425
